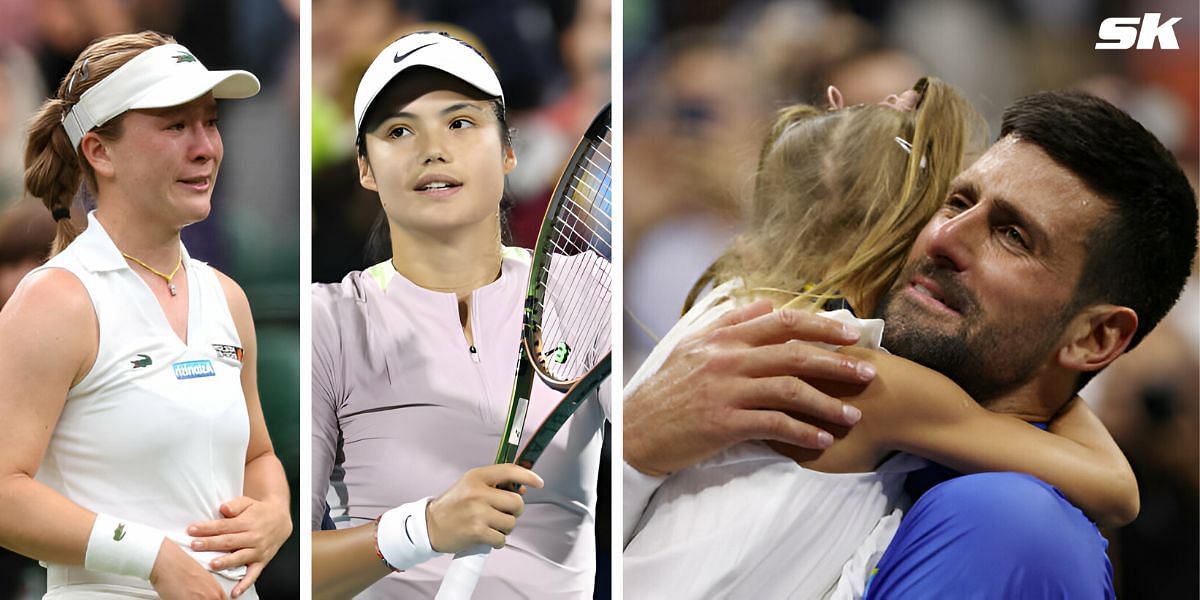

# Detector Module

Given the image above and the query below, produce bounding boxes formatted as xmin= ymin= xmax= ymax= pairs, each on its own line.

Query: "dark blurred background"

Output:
xmin=623 ymin=1 xmax=1197 ymax=598
xmin=310 ymin=0 xmax=612 ymax=598
xmin=0 ymin=0 xmax=300 ymax=597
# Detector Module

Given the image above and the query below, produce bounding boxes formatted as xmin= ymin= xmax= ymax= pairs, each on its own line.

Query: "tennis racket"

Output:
xmin=435 ymin=103 xmax=613 ymax=600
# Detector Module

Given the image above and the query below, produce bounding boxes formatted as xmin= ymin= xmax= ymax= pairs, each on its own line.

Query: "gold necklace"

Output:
xmin=122 ymin=252 xmax=183 ymax=297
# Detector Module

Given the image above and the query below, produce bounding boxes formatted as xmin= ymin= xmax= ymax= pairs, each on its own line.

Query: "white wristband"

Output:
xmin=84 ymin=514 xmax=165 ymax=580
xmin=376 ymin=498 xmax=440 ymax=570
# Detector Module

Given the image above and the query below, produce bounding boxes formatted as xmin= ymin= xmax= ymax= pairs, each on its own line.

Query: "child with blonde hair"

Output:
xmin=625 ymin=78 xmax=1136 ymax=598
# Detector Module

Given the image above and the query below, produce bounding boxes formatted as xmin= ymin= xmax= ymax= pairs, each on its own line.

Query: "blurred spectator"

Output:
xmin=508 ymin=0 xmax=613 ymax=246
xmin=314 ymin=0 xmax=412 ymax=98
xmin=738 ymin=1 xmax=873 ymax=105
xmin=0 ymin=200 xmax=53 ymax=309
xmin=1083 ymin=276 xmax=1198 ymax=599
xmin=0 ymin=45 xmax=43 ymax=207
xmin=312 ymin=0 xmax=417 ymax=168
xmin=622 ymin=27 xmax=766 ymax=368
xmin=822 ymin=46 xmax=926 ymax=107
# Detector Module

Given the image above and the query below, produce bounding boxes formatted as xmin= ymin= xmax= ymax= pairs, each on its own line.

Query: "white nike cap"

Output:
xmin=354 ymin=31 xmax=504 ymax=134
xmin=61 ymin=43 xmax=260 ymax=148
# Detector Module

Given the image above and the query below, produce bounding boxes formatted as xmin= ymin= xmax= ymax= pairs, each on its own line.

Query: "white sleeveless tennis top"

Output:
xmin=31 ymin=212 xmax=250 ymax=595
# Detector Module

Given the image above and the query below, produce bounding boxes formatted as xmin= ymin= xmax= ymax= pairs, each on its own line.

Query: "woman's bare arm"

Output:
xmin=0 ymin=269 xmax=98 ymax=564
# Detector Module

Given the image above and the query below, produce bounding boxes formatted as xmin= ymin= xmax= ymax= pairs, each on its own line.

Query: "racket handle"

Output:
xmin=435 ymin=545 xmax=491 ymax=600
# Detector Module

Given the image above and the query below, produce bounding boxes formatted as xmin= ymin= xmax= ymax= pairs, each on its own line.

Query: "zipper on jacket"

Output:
xmin=462 ymin=291 xmax=495 ymax=425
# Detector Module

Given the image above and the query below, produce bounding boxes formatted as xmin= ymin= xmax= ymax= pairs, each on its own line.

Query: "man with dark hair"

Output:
xmin=623 ymin=89 xmax=1198 ymax=597
xmin=879 ymin=91 xmax=1197 ymax=402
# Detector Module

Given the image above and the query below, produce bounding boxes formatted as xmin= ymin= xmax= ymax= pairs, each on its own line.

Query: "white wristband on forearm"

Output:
xmin=375 ymin=497 xmax=441 ymax=570
xmin=84 ymin=514 xmax=165 ymax=580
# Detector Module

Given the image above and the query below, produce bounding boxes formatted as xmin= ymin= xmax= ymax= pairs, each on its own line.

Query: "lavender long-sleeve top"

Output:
xmin=312 ymin=249 xmax=610 ymax=598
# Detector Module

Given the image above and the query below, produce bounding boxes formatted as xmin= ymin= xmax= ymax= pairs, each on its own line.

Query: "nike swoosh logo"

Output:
xmin=395 ymin=42 xmax=437 ymax=63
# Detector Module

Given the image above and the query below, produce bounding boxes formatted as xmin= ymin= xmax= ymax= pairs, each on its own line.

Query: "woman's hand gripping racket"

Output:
xmin=435 ymin=104 xmax=612 ymax=600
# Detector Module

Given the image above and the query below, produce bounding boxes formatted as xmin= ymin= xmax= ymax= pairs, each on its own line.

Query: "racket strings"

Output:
xmin=533 ymin=122 xmax=613 ymax=384
xmin=539 ymin=192 xmax=610 ymax=378
xmin=553 ymin=139 xmax=613 ymax=253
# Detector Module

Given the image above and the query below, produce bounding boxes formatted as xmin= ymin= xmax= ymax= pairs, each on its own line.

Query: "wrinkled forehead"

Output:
xmin=956 ymin=136 xmax=1112 ymax=249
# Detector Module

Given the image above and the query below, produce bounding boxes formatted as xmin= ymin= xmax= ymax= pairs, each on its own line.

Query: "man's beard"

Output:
xmin=875 ymin=259 xmax=1069 ymax=404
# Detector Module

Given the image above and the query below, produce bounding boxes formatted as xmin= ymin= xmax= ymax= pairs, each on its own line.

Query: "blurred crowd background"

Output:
xmin=0 ymin=0 xmax=300 ymax=597
xmin=623 ymin=0 xmax=1197 ymax=597
xmin=310 ymin=1 xmax=612 ymax=598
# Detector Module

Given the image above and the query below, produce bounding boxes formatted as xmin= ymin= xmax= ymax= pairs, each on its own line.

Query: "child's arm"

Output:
xmin=1046 ymin=395 xmax=1139 ymax=521
xmin=845 ymin=347 xmax=1139 ymax=528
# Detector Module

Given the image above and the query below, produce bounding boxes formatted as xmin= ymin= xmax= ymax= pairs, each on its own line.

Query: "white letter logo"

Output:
xmin=1097 ymin=13 xmax=1181 ymax=49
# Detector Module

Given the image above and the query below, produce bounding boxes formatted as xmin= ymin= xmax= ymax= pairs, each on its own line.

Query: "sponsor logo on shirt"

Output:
xmin=212 ymin=344 xmax=244 ymax=362
xmin=130 ymin=354 xmax=152 ymax=369
xmin=173 ymin=359 xmax=216 ymax=380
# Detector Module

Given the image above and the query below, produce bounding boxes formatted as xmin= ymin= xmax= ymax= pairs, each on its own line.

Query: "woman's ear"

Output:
xmin=357 ymin=152 xmax=378 ymax=192
xmin=502 ymin=145 xmax=517 ymax=175
xmin=1057 ymin=304 xmax=1138 ymax=373
xmin=80 ymin=133 xmax=114 ymax=179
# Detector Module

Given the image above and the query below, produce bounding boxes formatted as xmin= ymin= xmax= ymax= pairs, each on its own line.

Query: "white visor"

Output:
xmin=62 ymin=43 xmax=260 ymax=148
xmin=354 ymin=32 xmax=503 ymax=134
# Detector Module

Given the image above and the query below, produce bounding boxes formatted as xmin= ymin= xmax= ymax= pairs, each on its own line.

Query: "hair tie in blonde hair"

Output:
xmin=894 ymin=136 xmax=927 ymax=169
xmin=52 ymin=207 xmax=71 ymax=221
xmin=826 ymin=85 xmax=845 ymax=111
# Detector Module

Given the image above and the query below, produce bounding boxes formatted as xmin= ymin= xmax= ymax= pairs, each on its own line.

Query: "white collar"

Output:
xmin=72 ymin=211 xmax=192 ymax=274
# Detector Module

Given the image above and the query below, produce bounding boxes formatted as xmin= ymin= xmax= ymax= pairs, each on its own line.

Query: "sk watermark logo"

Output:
xmin=1096 ymin=13 xmax=1181 ymax=49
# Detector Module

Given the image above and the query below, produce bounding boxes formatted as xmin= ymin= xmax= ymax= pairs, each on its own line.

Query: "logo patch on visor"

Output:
xmin=173 ymin=52 xmax=197 ymax=63
xmin=173 ymin=359 xmax=215 ymax=379
xmin=394 ymin=42 xmax=437 ymax=63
